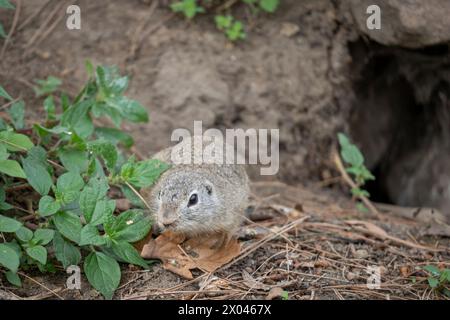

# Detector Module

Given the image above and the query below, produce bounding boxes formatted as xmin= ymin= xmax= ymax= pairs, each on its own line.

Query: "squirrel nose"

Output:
xmin=159 ymin=209 xmax=177 ymax=227
xmin=152 ymin=223 xmax=164 ymax=236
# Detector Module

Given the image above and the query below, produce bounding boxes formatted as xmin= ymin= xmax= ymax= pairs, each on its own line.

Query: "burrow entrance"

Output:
xmin=347 ymin=39 xmax=450 ymax=216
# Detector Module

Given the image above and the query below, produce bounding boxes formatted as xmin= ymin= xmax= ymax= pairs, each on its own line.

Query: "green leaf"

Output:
xmin=95 ymin=127 xmax=134 ymax=148
xmin=215 ymin=15 xmax=232 ymax=29
xmin=34 ymin=76 xmax=62 ymax=97
xmin=424 ymin=265 xmax=441 ymax=276
xmin=7 ymin=100 xmax=25 ymax=129
xmin=38 ymin=195 xmax=60 ymax=217
xmin=57 ymin=171 xmax=84 ymax=193
xmin=74 ymin=113 xmax=94 ymax=139
xmin=90 ymin=199 xmax=115 ymax=226
xmin=60 ymin=99 xmax=93 ymax=132
xmin=105 ymin=96 xmax=148 ymax=123
xmin=43 ymin=95 xmax=56 ymax=121
xmin=53 ymin=211 xmax=82 ymax=244
xmin=0 ymin=0 xmax=15 ymax=9
xmin=351 ymin=187 xmax=370 ymax=198
xmin=259 ymin=0 xmax=279 ymax=13
xmin=0 ymin=160 xmax=26 ymax=178
xmin=428 ymin=277 xmax=439 ymax=288
xmin=53 ymin=232 xmax=81 ymax=268
xmin=95 ymin=66 xmax=129 ymax=96
xmin=170 ymin=0 xmax=204 ymax=19
xmin=0 ymin=23 xmax=5 ymax=38
xmin=84 ymin=251 xmax=121 ymax=299
xmin=58 ymin=148 xmax=88 ymax=174
xmin=111 ymin=241 xmax=148 ymax=268
xmin=15 ymin=226 xmax=33 ymax=242
xmin=0 ymin=243 xmax=20 ymax=272
xmin=26 ymin=245 xmax=47 ymax=265
xmin=87 ymin=140 xmax=118 ymax=171
xmin=91 ymin=102 xmax=123 ymax=127
xmin=0 ymin=131 xmax=34 ymax=151
xmin=79 ymin=224 xmax=106 ymax=246
xmin=0 ymin=85 xmax=13 ymax=100
xmin=0 ymin=186 xmax=12 ymax=210
xmin=23 ymin=147 xmax=53 ymax=195
xmin=121 ymin=158 xmax=170 ymax=188
xmin=440 ymin=269 xmax=450 ymax=283
xmin=356 ymin=202 xmax=369 ymax=213
xmin=0 ymin=143 xmax=8 ymax=160
xmin=0 ymin=214 xmax=22 ymax=232
xmin=341 ymin=145 xmax=364 ymax=167
xmin=120 ymin=184 xmax=145 ymax=208
xmin=107 ymin=210 xmax=152 ymax=243
xmin=33 ymin=229 xmax=55 ymax=245
xmin=5 ymin=271 xmax=21 ymax=287
xmin=79 ymin=176 xmax=109 ymax=223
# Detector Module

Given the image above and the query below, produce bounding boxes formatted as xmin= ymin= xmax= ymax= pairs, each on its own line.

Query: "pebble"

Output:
xmin=280 ymin=22 xmax=300 ymax=37
xmin=353 ymin=249 xmax=369 ymax=259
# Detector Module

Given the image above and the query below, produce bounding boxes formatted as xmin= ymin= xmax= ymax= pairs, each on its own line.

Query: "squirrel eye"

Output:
xmin=188 ymin=193 xmax=198 ymax=207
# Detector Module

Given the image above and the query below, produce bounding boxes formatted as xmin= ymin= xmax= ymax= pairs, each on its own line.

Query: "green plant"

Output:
xmin=423 ymin=265 xmax=450 ymax=297
xmin=0 ymin=0 xmax=15 ymax=38
xmin=170 ymin=0 xmax=205 ymax=19
xmin=243 ymin=0 xmax=279 ymax=13
xmin=337 ymin=133 xmax=375 ymax=212
xmin=169 ymin=0 xmax=280 ymax=41
xmin=0 ymin=63 xmax=170 ymax=299
xmin=215 ymin=15 xmax=246 ymax=41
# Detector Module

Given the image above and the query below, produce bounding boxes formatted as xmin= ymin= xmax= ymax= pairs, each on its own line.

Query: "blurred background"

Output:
xmin=1 ymin=0 xmax=449 ymax=216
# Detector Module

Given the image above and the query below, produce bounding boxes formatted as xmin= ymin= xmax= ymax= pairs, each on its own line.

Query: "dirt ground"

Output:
xmin=0 ymin=0 xmax=449 ymax=300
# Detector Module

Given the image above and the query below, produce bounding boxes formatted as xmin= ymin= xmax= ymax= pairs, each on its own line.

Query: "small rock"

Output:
xmin=346 ymin=272 xmax=357 ymax=280
xmin=353 ymin=249 xmax=369 ymax=259
xmin=280 ymin=22 xmax=300 ymax=37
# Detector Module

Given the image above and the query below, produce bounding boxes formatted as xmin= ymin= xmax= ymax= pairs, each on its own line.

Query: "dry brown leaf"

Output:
xmin=400 ymin=266 xmax=410 ymax=277
xmin=140 ymin=231 xmax=241 ymax=279
xmin=266 ymin=287 xmax=286 ymax=300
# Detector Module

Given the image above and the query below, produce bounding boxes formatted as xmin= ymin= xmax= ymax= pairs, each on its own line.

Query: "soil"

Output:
xmin=0 ymin=0 xmax=449 ymax=300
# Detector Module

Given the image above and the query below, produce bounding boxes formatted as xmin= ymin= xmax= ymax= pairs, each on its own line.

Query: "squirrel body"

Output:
xmin=144 ymin=136 xmax=250 ymax=246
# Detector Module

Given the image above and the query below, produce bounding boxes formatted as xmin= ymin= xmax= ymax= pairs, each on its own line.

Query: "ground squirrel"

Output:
xmin=144 ymin=136 xmax=250 ymax=248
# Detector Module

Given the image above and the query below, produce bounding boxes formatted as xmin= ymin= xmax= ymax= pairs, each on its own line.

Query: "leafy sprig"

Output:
xmin=0 ymin=63 xmax=169 ymax=299
xmin=337 ymin=133 xmax=375 ymax=212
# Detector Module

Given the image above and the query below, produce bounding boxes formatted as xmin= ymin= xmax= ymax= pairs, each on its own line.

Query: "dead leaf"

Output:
xmin=314 ymin=259 xmax=331 ymax=268
xmin=400 ymin=266 xmax=410 ymax=277
xmin=266 ymin=287 xmax=286 ymax=300
xmin=140 ymin=231 xmax=241 ymax=279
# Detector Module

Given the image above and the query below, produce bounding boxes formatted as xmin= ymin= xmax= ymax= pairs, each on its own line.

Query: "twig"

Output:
xmin=215 ymin=0 xmax=240 ymax=12
xmin=125 ymin=181 xmax=152 ymax=211
xmin=17 ymin=272 xmax=64 ymax=300
xmin=219 ymin=216 xmax=309 ymax=271
xmin=0 ymin=97 xmax=21 ymax=111
xmin=24 ymin=2 xmax=68 ymax=57
xmin=332 ymin=151 xmax=381 ymax=218
xmin=0 ymin=0 xmax=21 ymax=60
xmin=23 ymin=2 xmax=64 ymax=49
xmin=17 ymin=0 xmax=51 ymax=31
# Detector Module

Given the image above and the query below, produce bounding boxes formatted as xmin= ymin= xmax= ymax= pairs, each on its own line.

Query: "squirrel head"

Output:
xmin=151 ymin=170 xmax=220 ymax=236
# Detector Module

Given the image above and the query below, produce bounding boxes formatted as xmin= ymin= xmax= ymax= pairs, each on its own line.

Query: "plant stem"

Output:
xmin=124 ymin=181 xmax=151 ymax=211
xmin=333 ymin=151 xmax=382 ymax=219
